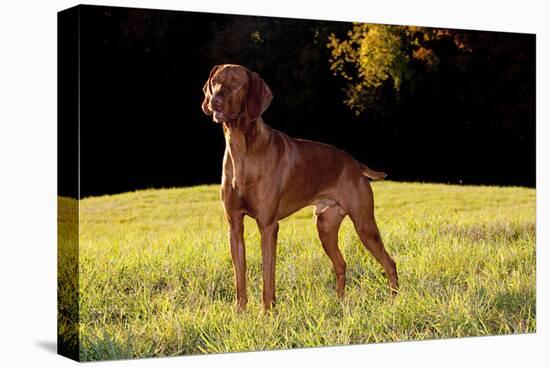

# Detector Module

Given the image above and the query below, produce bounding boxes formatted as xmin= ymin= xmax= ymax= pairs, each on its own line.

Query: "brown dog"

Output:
xmin=202 ymin=64 xmax=398 ymax=311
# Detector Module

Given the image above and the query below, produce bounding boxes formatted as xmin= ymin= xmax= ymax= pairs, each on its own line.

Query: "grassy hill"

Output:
xmin=58 ymin=181 xmax=536 ymax=361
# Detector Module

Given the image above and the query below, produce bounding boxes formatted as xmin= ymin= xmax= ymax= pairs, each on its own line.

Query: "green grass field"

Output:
xmin=58 ymin=181 xmax=536 ymax=361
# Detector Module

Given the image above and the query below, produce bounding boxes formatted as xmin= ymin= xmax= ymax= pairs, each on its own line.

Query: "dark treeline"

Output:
xmin=69 ymin=5 xmax=534 ymax=198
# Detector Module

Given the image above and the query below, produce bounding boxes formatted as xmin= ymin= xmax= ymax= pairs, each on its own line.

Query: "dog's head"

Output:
xmin=201 ymin=64 xmax=273 ymax=124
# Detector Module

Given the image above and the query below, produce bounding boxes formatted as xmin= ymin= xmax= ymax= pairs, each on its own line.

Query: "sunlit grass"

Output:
xmin=58 ymin=181 xmax=535 ymax=361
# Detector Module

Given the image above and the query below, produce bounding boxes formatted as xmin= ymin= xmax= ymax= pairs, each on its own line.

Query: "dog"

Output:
xmin=201 ymin=64 xmax=398 ymax=311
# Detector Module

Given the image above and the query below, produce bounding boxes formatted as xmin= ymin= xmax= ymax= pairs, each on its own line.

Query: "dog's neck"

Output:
xmin=222 ymin=115 xmax=271 ymax=153
xmin=221 ymin=115 xmax=271 ymax=194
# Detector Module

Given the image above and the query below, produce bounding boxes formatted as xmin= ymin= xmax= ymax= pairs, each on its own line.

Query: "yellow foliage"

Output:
xmin=327 ymin=23 xmax=460 ymax=114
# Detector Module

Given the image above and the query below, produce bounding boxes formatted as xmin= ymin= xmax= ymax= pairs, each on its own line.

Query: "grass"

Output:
xmin=58 ymin=181 xmax=536 ymax=361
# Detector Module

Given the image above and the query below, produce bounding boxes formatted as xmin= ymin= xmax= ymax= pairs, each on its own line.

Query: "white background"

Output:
xmin=0 ymin=0 xmax=547 ymax=365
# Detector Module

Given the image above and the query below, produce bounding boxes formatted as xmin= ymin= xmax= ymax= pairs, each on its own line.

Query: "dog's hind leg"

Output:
xmin=346 ymin=181 xmax=399 ymax=294
xmin=316 ymin=205 xmax=347 ymax=298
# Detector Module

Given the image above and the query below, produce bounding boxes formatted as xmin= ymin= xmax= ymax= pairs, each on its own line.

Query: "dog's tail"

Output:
xmin=360 ymin=163 xmax=387 ymax=180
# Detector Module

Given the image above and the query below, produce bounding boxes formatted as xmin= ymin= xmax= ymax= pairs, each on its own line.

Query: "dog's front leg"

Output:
xmin=227 ymin=212 xmax=247 ymax=311
xmin=257 ymin=220 xmax=279 ymax=311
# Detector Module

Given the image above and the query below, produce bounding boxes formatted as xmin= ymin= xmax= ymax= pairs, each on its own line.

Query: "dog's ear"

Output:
xmin=201 ymin=65 xmax=221 ymax=115
xmin=246 ymin=71 xmax=273 ymax=121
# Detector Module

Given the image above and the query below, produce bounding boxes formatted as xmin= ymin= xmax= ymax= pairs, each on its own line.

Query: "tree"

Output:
xmin=327 ymin=24 xmax=469 ymax=114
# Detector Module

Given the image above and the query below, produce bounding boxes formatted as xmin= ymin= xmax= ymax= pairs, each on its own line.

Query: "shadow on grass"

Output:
xmin=493 ymin=288 xmax=536 ymax=313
